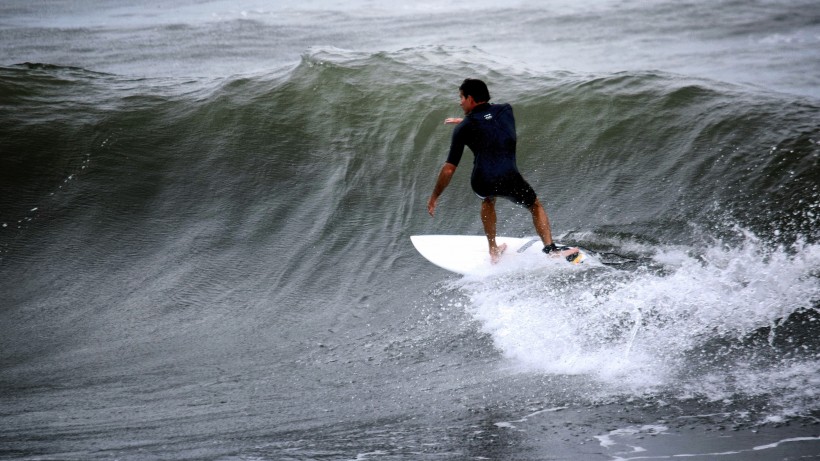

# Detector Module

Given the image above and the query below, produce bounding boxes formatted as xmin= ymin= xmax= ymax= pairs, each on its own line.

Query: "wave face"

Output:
xmin=1 ymin=50 xmax=818 ymax=458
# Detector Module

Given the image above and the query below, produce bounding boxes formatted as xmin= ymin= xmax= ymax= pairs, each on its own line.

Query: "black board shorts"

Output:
xmin=471 ymin=172 xmax=538 ymax=208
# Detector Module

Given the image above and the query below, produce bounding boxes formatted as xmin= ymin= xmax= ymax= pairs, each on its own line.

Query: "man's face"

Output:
xmin=459 ymin=91 xmax=476 ymax=114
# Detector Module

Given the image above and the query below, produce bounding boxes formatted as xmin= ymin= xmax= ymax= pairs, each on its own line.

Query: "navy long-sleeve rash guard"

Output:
xmin=445 ymin=102 xmax=537 ymax=207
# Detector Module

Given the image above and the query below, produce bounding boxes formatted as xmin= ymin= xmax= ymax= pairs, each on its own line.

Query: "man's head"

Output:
xmin=459 ymin=78 xmax=491 ymax=114
xmin=459 ymin=78 xmax=491 ymax=103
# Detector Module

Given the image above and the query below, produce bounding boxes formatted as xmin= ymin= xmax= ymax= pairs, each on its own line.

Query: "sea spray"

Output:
xmin=457 ymin=228 xmax=819 ymax=417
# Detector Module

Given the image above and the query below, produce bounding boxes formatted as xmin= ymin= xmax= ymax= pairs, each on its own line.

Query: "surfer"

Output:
xmin=426 ymin=78 xmax=579 ymax=263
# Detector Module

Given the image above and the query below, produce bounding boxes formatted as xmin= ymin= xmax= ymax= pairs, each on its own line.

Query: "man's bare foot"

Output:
xmin=558 ymin=247 xmax=580 ymax=259
xmin=543 ymin=243 xmax=581 ymax=262
xmin=552 ymin=247 xmax=583 ymax=263
xmin=490 ymin=243 xmax=508 ymax=264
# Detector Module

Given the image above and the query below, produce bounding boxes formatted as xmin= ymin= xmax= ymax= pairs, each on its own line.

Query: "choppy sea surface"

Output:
xmin=1 ymin=1 xmax=819 ymax=460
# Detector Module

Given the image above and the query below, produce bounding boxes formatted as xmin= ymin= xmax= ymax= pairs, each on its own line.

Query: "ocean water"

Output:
xmin=1 ymin=1 xmax=819 ymax=460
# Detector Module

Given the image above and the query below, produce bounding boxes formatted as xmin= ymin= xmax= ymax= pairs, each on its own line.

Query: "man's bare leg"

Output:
xmin=481 ymin=197 xmax=507 ymax=263
xmin=529 ymin=198 xmax=554 ymax=246
xmin=529 ymin=199 xmax=579 ymax=258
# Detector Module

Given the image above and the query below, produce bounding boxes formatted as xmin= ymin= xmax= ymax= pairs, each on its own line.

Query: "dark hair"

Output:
xmin=459 ymin=78 xmax=491 ymax=103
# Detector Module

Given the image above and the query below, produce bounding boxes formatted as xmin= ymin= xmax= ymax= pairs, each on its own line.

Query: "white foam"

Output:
xmin=595 ymin=424 xmax=668 ymax=450
xmin=494 ymin=406 xmax=567 ymax=430
xmin=458 ymin=230 xmax=820 ymax=407
xmin=753 ymin=436 xmax=820 ymax=450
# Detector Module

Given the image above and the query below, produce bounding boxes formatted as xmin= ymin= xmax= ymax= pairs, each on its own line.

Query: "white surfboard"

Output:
xmin=410 ymin=235 xmax=588 ymax=276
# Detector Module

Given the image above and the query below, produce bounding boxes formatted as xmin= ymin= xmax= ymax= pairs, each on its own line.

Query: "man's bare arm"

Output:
xmin=427 ymin=162 xmax=457 ymax=217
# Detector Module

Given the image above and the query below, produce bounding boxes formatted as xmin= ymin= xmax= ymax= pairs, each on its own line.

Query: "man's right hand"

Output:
xmin=428 ymin=163 xmax=456 ymax=217
xmin=444 ymin=117 xmax=463 ymax=125
xmin=427 ymin=195 xmax=437 ymax=217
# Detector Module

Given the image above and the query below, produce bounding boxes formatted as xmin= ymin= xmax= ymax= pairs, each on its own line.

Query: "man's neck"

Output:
xmin=468 ymin=102 xmax=490 ymax=114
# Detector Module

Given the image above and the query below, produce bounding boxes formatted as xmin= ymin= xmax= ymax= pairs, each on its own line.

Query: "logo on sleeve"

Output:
xmin=484 ymin=114 xmax=493 ymax=120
